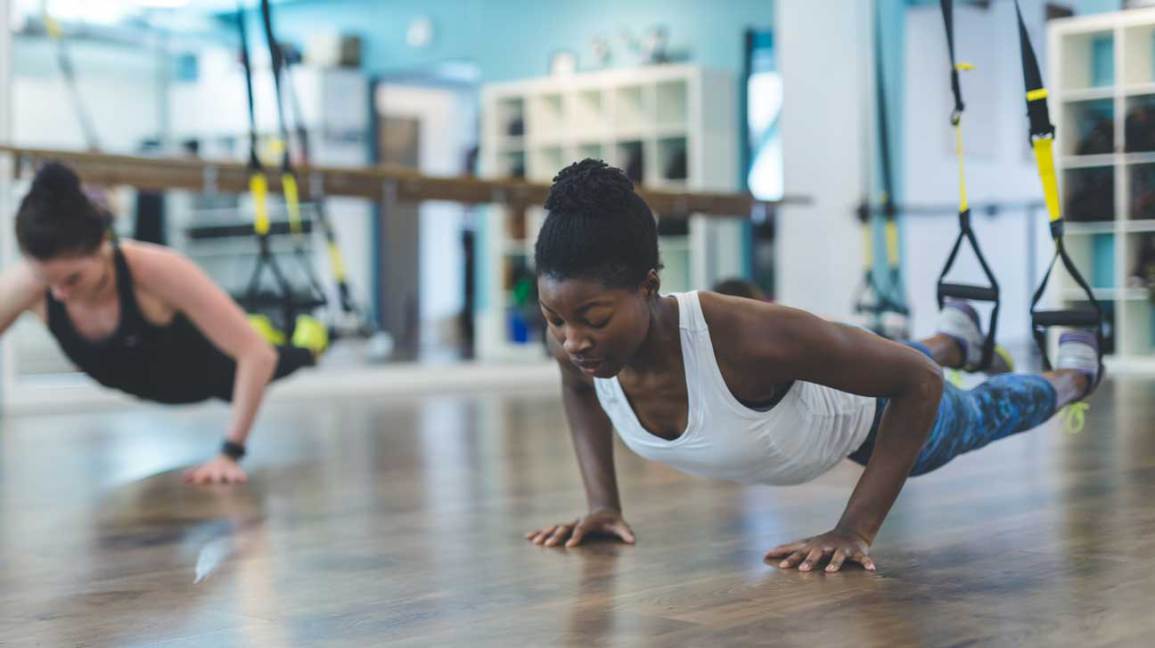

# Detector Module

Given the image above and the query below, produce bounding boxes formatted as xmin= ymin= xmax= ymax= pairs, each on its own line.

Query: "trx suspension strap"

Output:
xmin=935 ymin=0 xmax=1000 ymax=371
xmin=281 ymin=45 xmax=370 ymax=330
xmin=237 ymin=2 xmax=297 ymax=339
xmin=259 ymin=0 xmax=327 ymax=307
xmin=1015 ymin=0 xmax=1105 ymax=378
xmin=41 ymin=2 xmax=99 ymax=151
xmin=854 ymin=2 xmax=908 ymax=335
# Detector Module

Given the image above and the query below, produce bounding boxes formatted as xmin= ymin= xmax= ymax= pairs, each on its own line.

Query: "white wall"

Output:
xmin=11 ymin=36 xmax=165 ymax=149
xmin=901 ymin=1 xmax=1054 ymax=348
xmin=775 ymin=0 xmax=871 ymax=318
xmin=169 ymin=48 xmax=296 ymax=141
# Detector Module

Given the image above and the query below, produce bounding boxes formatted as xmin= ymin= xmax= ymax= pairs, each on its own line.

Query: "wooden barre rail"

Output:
xmin=0 ymin=146 xmax=807 ymax=218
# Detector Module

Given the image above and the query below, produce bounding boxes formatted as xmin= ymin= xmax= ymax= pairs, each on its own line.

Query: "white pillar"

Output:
xmin=775 ymin=0 xmax=871 ymax=318
xmin=0 ymin=0 xmax=13 ymax=404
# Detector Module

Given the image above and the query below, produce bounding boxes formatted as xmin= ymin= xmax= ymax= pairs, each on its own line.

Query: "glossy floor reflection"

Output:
xmin=1 ymin=377 xmax=1153 ymax=646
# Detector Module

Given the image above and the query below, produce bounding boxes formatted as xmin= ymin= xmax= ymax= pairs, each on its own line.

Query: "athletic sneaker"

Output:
xmin=936 ymin=299 xmax=985 ymax=370
xmin=292 ymin=314 xmax=330 ymax=358
xmin=1057 ymin=330 xmax=1100 ymax=395
xmin=935 ymin=299 xmax=1014 ymax=373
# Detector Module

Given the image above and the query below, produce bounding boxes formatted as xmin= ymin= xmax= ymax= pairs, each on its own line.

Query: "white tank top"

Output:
xmin=593 ymin=291 xmax=877 ymax=486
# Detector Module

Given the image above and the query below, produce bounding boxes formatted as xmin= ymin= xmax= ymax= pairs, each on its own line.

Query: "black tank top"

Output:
xmin=46 ymin=241 xmax=238 ymax=404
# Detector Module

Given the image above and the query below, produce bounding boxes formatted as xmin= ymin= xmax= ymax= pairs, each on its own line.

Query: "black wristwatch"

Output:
xmin=221 ymin=440 xmax=247 ymax=461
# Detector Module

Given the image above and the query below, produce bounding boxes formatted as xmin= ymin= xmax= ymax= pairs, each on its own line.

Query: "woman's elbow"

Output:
xmin=244 ymin=340 xmax=279 ymax=373
xmin=910 ymin=358 xmax=945 ymax=408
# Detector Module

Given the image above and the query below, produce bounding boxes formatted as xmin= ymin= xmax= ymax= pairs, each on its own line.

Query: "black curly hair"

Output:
xmin=16 ymin=162 xmax=109 ymax=259
xmin=534 ymin=158 xmax=660 ymax=289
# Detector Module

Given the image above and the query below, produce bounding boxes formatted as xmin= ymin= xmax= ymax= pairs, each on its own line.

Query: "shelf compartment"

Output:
xmin=1059 ymin=30 xmax=1116 ymax=92
xmin=1064 ymin=166 xmax=1116 ymax=223
xmin=1061 ymin=98 xmax=1115 ymax=157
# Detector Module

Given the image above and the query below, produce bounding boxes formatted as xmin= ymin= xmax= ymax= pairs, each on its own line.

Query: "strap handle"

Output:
xmin=935 ymin=210 xmax=1001 ymax=370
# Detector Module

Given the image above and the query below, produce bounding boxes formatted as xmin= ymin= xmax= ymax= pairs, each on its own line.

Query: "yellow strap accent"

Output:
xmin=953 ymin=122 xmax=969 ymax=213
xmin=291 ymin=314 xmax=330 ymax=357
xmin=250 ymin=173 xmax=270 ymax=236
xmin=248 ymin=314 xmax=286 ymax=346
xmin=1026 ymin=88 xmax=1049 ymax=102
xmin=884 ymin=219 xmax=900 ymax=267
xmin=946 ymin=369 xmax=965 ymax=388
xmin=282 ymin=173 xmax=302 ymax=234
xmin=1060 ymin=401 xmax=1089 ymax=434
xmin=43 ymin=15 xmax=62 ymax=40
xmin=862 ymin=222 xmax=874 ymax=267
xmin=260 ymin=138 xmax=287 ymax=163
xmin=955 ymin=62 xmax=975 ymax=71
xmin=327 ymin=241 xmax=348 ymax=282
xmin=1032 ymin=138 xmax=1062 ymax=224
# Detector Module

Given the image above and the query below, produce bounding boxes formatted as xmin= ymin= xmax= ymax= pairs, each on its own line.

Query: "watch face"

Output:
xmin=550 ymin=50 xmax=577 ymax=75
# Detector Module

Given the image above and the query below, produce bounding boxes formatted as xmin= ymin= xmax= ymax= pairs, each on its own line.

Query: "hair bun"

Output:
xmin=32 ymin=159 xmax=84 ymax=194
xmin=545 ymin=158 xmax=635 ymax=215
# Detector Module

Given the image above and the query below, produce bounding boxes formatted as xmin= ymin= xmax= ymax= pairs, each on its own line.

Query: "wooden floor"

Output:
xmin=2 ymin=376 xmax=1155 ymax=647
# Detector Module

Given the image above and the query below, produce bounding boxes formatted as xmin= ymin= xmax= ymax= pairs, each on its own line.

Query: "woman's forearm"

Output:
xmin=562 ymin=383 xmax=622 ymax=513
xmin=224 ymin=344 xmax=279 ymax=447
xmin=572 ymin=427 xmax=622 ymax=513
xmin=836 ymin=372 xmax=943 ymax=542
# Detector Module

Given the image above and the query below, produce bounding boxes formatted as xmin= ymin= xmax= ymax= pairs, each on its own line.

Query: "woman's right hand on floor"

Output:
xmin=183 ymin=454 xmax=249 ymax=485
xmin=526 ymin=508 xmax=636 ymax=548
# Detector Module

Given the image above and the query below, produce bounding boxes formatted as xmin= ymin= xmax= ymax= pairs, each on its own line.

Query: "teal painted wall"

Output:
xmin=246 ymin=0 xmax=773 ymax=82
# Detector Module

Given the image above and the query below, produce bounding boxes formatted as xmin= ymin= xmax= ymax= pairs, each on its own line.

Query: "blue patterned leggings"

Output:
xmin=848 ymin=342 xmax=1058 ymax=476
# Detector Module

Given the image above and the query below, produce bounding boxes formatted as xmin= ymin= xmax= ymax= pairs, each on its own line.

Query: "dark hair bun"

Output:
xmin=30 ymin=162 xmax=84 ymax=200
xmin=544 ymin=158 xmax=636 ymax=215
xmin=535 ymin=158 xmax=659 ymax=289
xmin=16 ymin=161 xmax=109 ymax=259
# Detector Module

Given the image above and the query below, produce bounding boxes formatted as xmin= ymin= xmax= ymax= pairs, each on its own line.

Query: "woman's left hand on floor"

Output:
xmin=764 ymin=528 xmax=876 ymax=573
xmin=183 ymin=455 xmax=249 ymax=485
